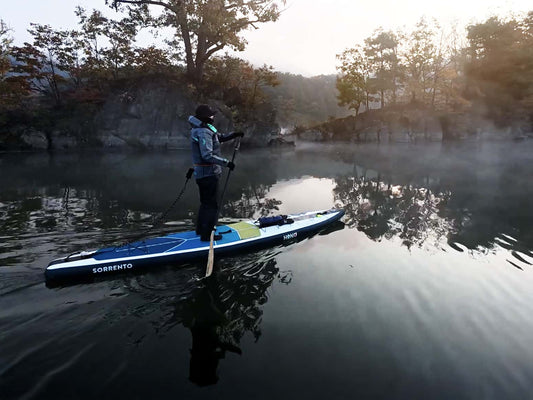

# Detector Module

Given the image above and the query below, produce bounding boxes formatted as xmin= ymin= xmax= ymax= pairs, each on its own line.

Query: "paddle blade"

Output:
xmin=205 ymin=230 xmax=215 ymax=277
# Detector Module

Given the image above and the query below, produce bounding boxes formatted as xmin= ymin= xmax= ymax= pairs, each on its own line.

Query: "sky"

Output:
xmin=2 ymin=0 xmax=532 ymax=76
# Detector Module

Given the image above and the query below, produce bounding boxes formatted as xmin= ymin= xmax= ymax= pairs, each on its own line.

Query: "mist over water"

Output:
xmin=1 ymin=141 xmax=533 ymax=399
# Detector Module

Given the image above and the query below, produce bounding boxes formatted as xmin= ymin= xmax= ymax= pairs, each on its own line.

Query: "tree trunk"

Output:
xmin=45 ymin=130 xmax=53 ymax=152
xmin=175 ymin=6 xmax=197 ymax=84
xmin=439 ymin=113 xmax=458 ymax=141
xmin=353 ymin=109 xmax=359 ymax=141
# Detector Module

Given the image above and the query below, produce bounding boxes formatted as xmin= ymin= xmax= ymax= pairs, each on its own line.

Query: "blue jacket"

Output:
xmin=189 ymin=115 xmax=229 ymax=179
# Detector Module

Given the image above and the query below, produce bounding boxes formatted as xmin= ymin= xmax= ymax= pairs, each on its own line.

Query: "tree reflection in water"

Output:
xmin=334 ymin=172 xmax=454 ymax=250
xmin=333 ymin=165 xmax=532 ymax=269
xmin=222 ymin=182 xmax=282 ymax=219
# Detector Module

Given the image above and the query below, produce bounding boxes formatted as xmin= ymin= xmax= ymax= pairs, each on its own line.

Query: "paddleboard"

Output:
xmin=45 ymin=208 xmax=344 ymax=281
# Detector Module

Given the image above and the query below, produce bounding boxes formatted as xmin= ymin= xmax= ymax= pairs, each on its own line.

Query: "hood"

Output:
xmin=188 ymin=115 xmax=203 ymax=128
xmin=188 ymin=115 xmax=218 ymax=133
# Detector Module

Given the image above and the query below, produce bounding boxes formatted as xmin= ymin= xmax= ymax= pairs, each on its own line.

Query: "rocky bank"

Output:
xmin=1 ymin=76 xmax=281 ymax=151
xmin=296 ymin=103 xmax=530 ymax=143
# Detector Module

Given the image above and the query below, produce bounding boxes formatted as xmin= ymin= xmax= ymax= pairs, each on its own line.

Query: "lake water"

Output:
xmin=1 ymin=141 xmax=533 ymax=399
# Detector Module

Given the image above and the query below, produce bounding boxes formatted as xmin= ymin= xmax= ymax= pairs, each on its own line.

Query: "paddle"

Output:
xmin=205 ymin=137 xmax=241 ymax=278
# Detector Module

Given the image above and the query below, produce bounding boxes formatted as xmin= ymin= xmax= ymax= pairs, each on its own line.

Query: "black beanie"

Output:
xmin=195 ymin=104 xmax=217 ymax=122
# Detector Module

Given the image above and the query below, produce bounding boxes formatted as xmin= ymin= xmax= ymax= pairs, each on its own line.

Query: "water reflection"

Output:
xmin=179 ymin=257 xmax=286 ymax=386
xmin=223 ymin=182 xmax=282 ymax=219
xmin=2 ymin=145 xmax=533 ymax=398
xmin=127 ymin=252 xmax=290 ymax=387
xmin=184 ymin=278 xmax=243 ymax=386
xmin=334 ymin=173 xmax=454 ymax=249
xmin=1 ymin=146 xmax=532 ymax=274
xmin=333 ymin=166 xmax=533 ymax=269
xmin=0 ymin=252 xmax=290 ymax=396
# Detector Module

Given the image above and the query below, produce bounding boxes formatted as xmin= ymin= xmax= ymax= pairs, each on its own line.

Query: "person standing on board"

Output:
xmin=189 ymin=104 xmax=244 ymax=241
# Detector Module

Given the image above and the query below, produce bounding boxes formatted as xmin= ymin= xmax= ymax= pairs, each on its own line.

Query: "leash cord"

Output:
xmin=80 ymin=168 xmax=195 ymax=259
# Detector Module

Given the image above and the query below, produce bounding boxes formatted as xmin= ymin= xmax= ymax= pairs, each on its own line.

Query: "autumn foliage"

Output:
xmin=0 ymin=3 xmax=282 ymax=147
xmin=336 ymin=12 xmax=533 ymax=132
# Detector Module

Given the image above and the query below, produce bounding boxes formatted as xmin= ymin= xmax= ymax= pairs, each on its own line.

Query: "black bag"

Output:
xmin=256 ymin=215 xmax=294 ymax=228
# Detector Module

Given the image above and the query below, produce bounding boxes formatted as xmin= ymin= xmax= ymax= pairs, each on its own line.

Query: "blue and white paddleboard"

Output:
xmin=45 ymin=209 xmax=344 ymax=281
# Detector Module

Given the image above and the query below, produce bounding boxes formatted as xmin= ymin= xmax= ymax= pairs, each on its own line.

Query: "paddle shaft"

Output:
xmin=206 ymin=138 xmax=241 ymax=277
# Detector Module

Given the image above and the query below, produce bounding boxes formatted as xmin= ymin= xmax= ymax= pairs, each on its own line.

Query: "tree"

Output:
xmin=336 ymin=46 xmax=368 ymax=117
xmin=262 ymin=73 xmax=349 ymax=127
xmin=0 ymin=20 xmax=24 ymax=108
xmin=10 ymin=24 xmax=76 ymax=106
xmin=107 ymin=0 xmax=286 ymax=85
xmin=75 ymin=7 xmax=138 ymax=81
xmin=402 ymin=18 xmax=440 ymax=105
xmin=437 ymin=22 xmax=469 ymax=111
xmin=0 ymin=19 xmax=11 ymax=76
xmin=203 ymin=55 xmax=279 ymax=112
xmin=428 ymin=23 xmax=449 ymax=108
xmin=132 ymin=45 xmax=172 ymax=74
xmin=466 ymin=15 xmax=533 ymax=129
xmin=75 ymin=7 xmax=107 ymax=78
xmin=202 ymin=54 xmax=247 ymax=99
xmin=364 ymin=28 xmax=400 ymax=108
xmin=242 ymin=63 xmax=279 ymax=111
xmin=102 ymin=18 xmax=137 ymax=79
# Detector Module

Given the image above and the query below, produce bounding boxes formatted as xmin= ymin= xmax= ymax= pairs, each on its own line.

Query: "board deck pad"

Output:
xmin=229 ymin=222 xmax=261 ymax=239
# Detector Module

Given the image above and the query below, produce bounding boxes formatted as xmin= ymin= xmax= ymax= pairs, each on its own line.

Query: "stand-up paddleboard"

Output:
xmin=45 ymin=209 xmax=344 ymax=282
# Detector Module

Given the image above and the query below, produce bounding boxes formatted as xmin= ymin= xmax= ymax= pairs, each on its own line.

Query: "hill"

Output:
xmin=264 ymin=73 xmax=350 ymax=129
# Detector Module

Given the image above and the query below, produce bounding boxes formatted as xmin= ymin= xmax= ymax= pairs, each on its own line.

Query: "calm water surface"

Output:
xmin=1 ymin=141 xmax=533 ymax=399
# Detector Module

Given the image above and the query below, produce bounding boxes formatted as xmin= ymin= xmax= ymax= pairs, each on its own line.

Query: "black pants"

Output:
xmin=196 ymin=176 xmax=219 ymax=241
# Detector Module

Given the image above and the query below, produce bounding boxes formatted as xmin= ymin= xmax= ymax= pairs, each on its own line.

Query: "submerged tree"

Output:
xmin=107 ymin=0 xmax=286 ymax=85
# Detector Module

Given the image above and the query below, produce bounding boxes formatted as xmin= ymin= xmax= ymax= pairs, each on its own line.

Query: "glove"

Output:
xmin=227 ymin=161 xmax=235 ymax=171
xmin=231 ymin=131 xmax=244 ymax=138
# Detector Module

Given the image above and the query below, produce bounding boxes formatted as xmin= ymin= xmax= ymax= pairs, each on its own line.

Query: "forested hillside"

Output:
xmin=264 ymin=73 xmax=350 ymax=128
xmin=332 ymin=13 xmax=533 ymax=139
xmin=1 ymin=2 xmax=532 ymax=150
xmin=0 ymin=1 xmax=288 ymax=150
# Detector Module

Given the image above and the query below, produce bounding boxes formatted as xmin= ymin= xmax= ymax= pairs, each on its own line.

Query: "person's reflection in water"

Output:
xmin=171 ymin=256 xmax=300 ymax=386
xmin=183 ymin=276 xmax=242 ymax=386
